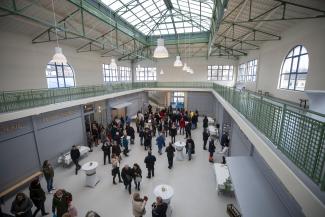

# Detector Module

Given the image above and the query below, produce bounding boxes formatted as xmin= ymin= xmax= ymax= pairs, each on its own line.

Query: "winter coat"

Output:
xmin=52 ymin=191 xmax=72 ymax=217
xmin=179 ymin=119 xmax=185 ymax=128
xmin=122 ymin=136 xmax=129 ymax=149
xmin=208 ymin=140 xmax=216 ymax=153
xmin=203 ymin=118 xmax=208 ymax=128
xmin=144 ymin=154 xmax=156 ymax=169
xmin=70 ymin=149 xmax=80 ymax=161
xmin=126 ymin=126 xmax=135 ymax=139
xmin=133 ymin=167 xmax=142 ymax=179
xmin=185 ymin=139 xmax=195 ymax=154
xmin=221 ymin=134 xmax=230 ymax=147
xmin=29 ymin=183 xmax=46 ymax=208
xmin=170 ymin=127 xmax=177 ymax=137
xmin=165 ymin=145 xmax=175 ymax=158
xmin=144 ymin=131 xmax=152 ymax=147
xmin=101 ymin=141 xmax=111 ymax=154
xmin=152 ymin=202 xmax=168 ymax=217
xmin=156 ymin=135 xmax=165 ymax=149
xmin=121 ymin=167 xmax=133 ymax=183
xmin=112 ymin=145 xmax=121 ymax=156
xmin=132 ymin=198 xmax=146 ymax=217
xmin=203 ymin=131 xmax=210 ymax=141
xmin=42 ymin=165 xmax=54 ymax=180
xmin=11 ymin=198 xmax=33 ymax=217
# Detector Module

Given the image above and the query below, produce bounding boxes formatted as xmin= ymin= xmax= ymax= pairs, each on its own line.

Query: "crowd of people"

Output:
xmin=8 ymin=104 xmax=230 ymax=217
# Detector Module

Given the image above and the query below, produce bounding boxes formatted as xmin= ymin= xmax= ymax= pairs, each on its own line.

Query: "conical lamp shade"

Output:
xmin=160 ymin=69 xmax=164 ymax=75
xmin=182 ymin=63 xmax=188 ymax=71
xmin=153 ymin=38 xmax=169 ymax=58
xmin=110 ymin=58 xmax=117 ymax=69
xmin=174 ymin=56 xmax=183 ymax=67
xmin=52 ymin=47 xmax=67 ymax=65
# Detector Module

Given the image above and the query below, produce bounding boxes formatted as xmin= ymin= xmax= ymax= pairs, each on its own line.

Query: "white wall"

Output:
xmin=136 ymin=56 xmax=238 ymax=86
xmin=239 ymin=19 xmax=325 ymax=103
xmin=0 ymin=31 xmax=131 ymax=91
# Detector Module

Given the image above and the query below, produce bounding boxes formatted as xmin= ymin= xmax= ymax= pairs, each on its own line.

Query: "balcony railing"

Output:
xmin=0 ymin=82 xmax=324 ymax=190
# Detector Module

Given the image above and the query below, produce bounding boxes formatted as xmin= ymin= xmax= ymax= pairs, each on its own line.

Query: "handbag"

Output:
xmin=135 ymin=176 xmax=142 ymax=182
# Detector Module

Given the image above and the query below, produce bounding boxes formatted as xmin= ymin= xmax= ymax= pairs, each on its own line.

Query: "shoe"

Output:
xmin=42 ymin=212 xmax=49 ymax=216
xmin=113 ymin=181 xmax=117 ymax=185
xmin=48 ymin=191 xmax=53 ymax=194
xmin=119 ymin=180 xmax=123 ymax=183
xmin=51 ymin=187 xmax=56 ymax=190
xmin=146 ymin=176 xmax=151 ymax=179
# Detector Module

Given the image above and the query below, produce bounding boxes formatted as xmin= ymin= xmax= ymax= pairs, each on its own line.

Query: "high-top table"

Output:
xmin=81 ymin=161 xmax=100 ymax=188
xmin=174 ymin=141 xmax=186 ymax=161
xmin=208 ymin=125 xmax=219 ymax=137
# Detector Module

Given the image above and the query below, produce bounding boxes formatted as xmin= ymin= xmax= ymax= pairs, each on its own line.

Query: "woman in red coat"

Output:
xmin=179 ymin=117 xmax=185 ymax=135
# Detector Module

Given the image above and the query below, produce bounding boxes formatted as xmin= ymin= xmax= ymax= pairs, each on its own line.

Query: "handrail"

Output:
xmin=0 ymin=82 xmax=324 ymax=190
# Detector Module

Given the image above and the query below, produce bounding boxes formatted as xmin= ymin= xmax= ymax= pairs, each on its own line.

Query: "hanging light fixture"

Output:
xmin=110 ymin=58 xmax=117 ymax=69
xmin=174 ymin=56 xmax=183 ymax=67
xmin=153 ymin=38 xmax=169 ymax=58
xmin=160 ymin=69 xmax=164 ymax=75
xmin=50 ymin=0 xmax=67 ymax=65
xmin=182 ymin=63 xmax=188 ymax=71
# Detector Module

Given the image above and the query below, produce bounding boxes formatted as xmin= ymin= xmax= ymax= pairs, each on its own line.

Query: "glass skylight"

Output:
xmin=100 ymin=0 xmax=213 ymax=36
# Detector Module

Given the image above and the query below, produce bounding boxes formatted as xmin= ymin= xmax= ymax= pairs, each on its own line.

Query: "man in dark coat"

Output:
xmin=185 ymin=121 xmax=192 ymax=139
xmin=144 ymin=128 xmax=152 ymax=150
xmin=152 ymin=196 xmax=168 ymax=217
xmin=29 ymin=178 xmax=49 ymax=217
xmin=126 ymin=124 xmax=135 ymax=144
xmin=101 ymin=138 xmax=112 ymax=165
xmin=121 ymin=164 xmax=133 ymax=194
xmin=144 ymin=151 xmax=156 ymax=178
xmin=185 ymin=137 xmax=195 ymax=161
xmin=165 ymin=142 xmax=175 ymax=169
xmin=203 ymin=116 xmax=208 ymax=129
xmin=208 ymin=139 xmax=216 ymax=163
xmin=70 ymin=145 xmax=81 ymax=175
xmin=202 ymin=129 xmax=210 ymax=150
xmin=52 ymin=189 xmax=72 ymax=217
xmin=220 ymin=132 xmax=230 ymax=148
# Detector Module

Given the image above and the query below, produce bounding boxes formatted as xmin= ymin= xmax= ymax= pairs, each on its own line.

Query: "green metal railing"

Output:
xmin=0 ymin=82 xmax=324 ymax=190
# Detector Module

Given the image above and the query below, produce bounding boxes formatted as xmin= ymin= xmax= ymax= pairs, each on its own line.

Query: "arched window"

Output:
xmin=45 ymin=61 xmax=75 ymax=88
xmin=279 ymin=45 xmax=309 ymax=91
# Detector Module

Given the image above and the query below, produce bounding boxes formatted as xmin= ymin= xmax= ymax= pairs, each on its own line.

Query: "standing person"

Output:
xmin=126 ymin=124 xmax=135 ymax=145
xmin=203 ymin=116 xmax=208 ymax=129
xmin=42 ymin=160 xmax=55 ymax=194
xmin=202 ymin=129 xmax=210 ymax=150
xmin=52 ymin=189 xmax=72 ymax=217
xmin=132 ymin=193 xmax=148 ymax=217
xmin=144 ymin=151 xmax=156 ymax=179
xmin=151 ymin=197 xmax=168 ymax=217
xmin=144 ymin=128 xmax=152 ymax=151
xmin=101 ymin=138 xmax=111 ymax=165
xmin=29 ymin=178 xmax=49 ymax=217
xmin=86 ymin=132 xmax=93 ymax=152
xmin=132 ymin=163 xmax=142 ymax=191
xmin=220 ymin=132 xmax=230 ymax=148
xmin=179 ymin=117 xmax=185 ymax=135
xmin=122 ymin=134 xmax=129 ymax=156
xmin=155 ymin=133 xmax=165 ymax=155
xmin=185 ymin=136 xmax=195 ymax=161
xmin=165 ymin=142 xmax=175 ymax=169
xmin=70 ymin=145 xmax=81 ymax=175
xmin=111 ymin=142 xmax=122 ymax=160
xmin=163 ymin=120 xmax=169 ymax=137
xmin=219 ymin=143 xmax=229 ymax=164
xmin=170 ymin=123 xmax=177 ymax=143
xmin=121 ymin=165 xmax=133 ymax=194
xmin=139 ymin=127 xmax=144 ymax=146
xmin=185 ymin=121 xmax=192 ymax=139
xmin=208 ymin=139 xmax=216 ymax=163
xmin=111 ymin=154 xmax=122 ymax=184
xmin=10 ymin=192 xmax=33 ymax=217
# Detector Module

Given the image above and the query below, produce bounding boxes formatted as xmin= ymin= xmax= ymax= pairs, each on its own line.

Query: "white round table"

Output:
xmin=153 ymin=184 xmax=174 ymax=217
xmin=81 ymin=161 xmax=100 ymax=188
xmin=174 ymin=141 xmax=186 ymax=161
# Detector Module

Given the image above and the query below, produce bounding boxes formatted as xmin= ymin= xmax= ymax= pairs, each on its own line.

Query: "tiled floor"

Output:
xmin=2 ymin=118 xmax=237 ymax=217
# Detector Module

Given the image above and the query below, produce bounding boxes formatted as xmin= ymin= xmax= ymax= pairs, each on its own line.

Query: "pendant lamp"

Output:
xmin=160 ymin=69 xmax=164 ymax=75
xmin=110 ymin=58 xmax=117 ymax=69
xmin=174 ymin=56 xmax=183 ymax=67
xmin=153 ymin=38 xmax=169 ymax=58
xmin=50 ymin=0 xmax=68 ymax=65
xmin=182 ymin=63 xmax=188 ymax=71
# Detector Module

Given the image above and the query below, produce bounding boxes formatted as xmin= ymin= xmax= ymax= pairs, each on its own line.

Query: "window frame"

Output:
xmin=278 ymin=45 xmax=308 ymax=91
xmin=237 ymin=59 xmax=258 ymax=82
xmin=135 ymin=67 xmax=157 ymax=81
xmin=208 ymin=65 xmax=233 ymax=81
xmin=103 ymin=64 xmax=131 ymax=82
xmin=45 ymin=62 xmax=75 ymax=88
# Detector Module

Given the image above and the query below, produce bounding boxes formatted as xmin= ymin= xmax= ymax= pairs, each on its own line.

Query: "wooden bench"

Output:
xmin=0 ymin=171 xmax=42 ymax=199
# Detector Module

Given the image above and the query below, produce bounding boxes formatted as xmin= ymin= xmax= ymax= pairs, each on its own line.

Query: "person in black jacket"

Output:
xmin=11 ymin=192 xmax=33 ymax=217
xmin=144 ymin=128 xmax=152 ymax=151
xmin=185 ymin=121 xmax=192 ymax=139
xmin=202 ymin=129 xmax=210 ymax=150
xmin=203 ymin=116 xmax=208 ymax=129
xmin=185 ymin=137 xmax=195 ymax=161
xmin=170 ymin=123 xmax=177 ymax=143
xmin=151 ymin=197 xmax=168 ymax=217
xmin=165 ymin=142 xmax=175 ymax=169
xmin=132 ymin=163 xmax=142 ymax=190
xmin=144 ymin=151 xmax=156 ymax=178
xmin=126 ymin=124 xmax=135 ymax=144
xmin=220 ymin=132 xmax=230 ymax=148
xmin=29 ymin=178 xmax=49 ymax=217
xmin=208 ymin=139 xmax=216 ymax=163
xmin=101 ymin=138 xmax=111 ymax=165
xmin=121 ymin=165 xmax=133 ymax=194
xmin=70 ymin=145 xmax=81 ymax=175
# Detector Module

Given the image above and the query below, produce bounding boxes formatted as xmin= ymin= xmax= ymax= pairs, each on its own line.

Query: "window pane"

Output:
xmin=282 ymin=58 xmax=292 ymax=74
xmin=288 ymin=74 xmax=296 ymax=90
xmin=293 ymin=46 xmax=301 ymax=56
xmin=280 ymin=74 xmax=289 ymax=89
xmin=64 ymin=67 xmax=73 ymax=77
xmin=65 ymin=78 xmax=75 ymax=87
xmin=292 ymin=57 xmax=298 ymax=72
xmin=301 ymin=46 xmax=307 ymax=54
xmin=298 ymin=54 xmax=309 ymax=72
xmin=58 ymin=78 xmax=65 ymax=87
xmin=56 ymin=66 xmax=63 ymax=76
xmin=47 ymin=78 xmax=58 ymax=88
xmin=295 ymin=74 xmax=307 ymax=91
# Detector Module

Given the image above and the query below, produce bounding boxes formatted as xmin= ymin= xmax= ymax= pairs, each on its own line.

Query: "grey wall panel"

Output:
xmin=37 ymin=117 xmax=84 ymax=163
xmin=0 ymin=133 xmax=39 ymax=192
xmin=187 ymin=92 xmax=216 ymax=117
xmin=0 ymin=117 xmax=33 ymax=142
xmin=230 ymin=121 xmax=252 ymax=156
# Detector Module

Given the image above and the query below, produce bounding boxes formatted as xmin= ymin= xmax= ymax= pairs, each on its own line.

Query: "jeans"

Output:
xmin=147 ymin=167 xmax=154 ymax=178
xmin=45 ymin=177 xmax=53 ymax=192
xmin=140 ymin=137 xmax=144 ymax=145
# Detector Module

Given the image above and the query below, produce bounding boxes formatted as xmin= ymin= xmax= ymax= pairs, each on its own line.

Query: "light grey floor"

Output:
xmin=3 ymin=118 xmax=237 ymax=217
